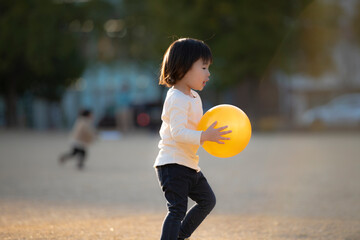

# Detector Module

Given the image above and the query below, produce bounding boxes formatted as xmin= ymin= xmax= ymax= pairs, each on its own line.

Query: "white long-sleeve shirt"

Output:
xmin=154 ymin=87 xmax=203 ymax=171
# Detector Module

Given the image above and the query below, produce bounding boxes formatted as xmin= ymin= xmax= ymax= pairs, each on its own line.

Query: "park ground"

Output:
xmin=0 ymin=130 xmax=360 ymax=239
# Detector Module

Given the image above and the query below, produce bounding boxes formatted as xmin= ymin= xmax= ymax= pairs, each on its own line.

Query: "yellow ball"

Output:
xmin=197 ymin=104 xmax=252 ymax=158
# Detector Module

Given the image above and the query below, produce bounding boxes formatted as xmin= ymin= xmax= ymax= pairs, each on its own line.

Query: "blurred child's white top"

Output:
xmin=154 ymin=87 xmax=203 ymax=171
xmin=71 ymin=117 xmax=95 ymax=149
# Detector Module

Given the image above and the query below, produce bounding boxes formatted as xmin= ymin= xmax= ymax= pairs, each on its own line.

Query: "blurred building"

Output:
xmin=274 ymin=0 xmax=360 ymax=128
xmin=0 ymin=62 xmax=161 ymax=131
xmin=62 ymin=61 xmax=161 ymax=130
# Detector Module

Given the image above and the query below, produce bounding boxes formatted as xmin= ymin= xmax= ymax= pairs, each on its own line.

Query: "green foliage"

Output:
xmin=276 ymin=1 xmax=342 ymax=77
xmin=121 ymin=0 xmax=312 ymax=90
xmin=353 ymin=1 xmax=360 ymax=45
xmin=0 ymin=0 xmax=112 ymax=126
xmin=0 ymin=0 xmax=112 ymax=101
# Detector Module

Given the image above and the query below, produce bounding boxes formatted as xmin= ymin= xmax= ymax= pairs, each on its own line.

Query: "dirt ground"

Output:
xmin=0 ymin=130 xmax=360 ymax=239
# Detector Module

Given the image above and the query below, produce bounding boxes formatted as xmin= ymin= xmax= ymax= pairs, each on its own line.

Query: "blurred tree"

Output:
xmin=276 ymin=1 xmax=341 ymax=76
xmin=353 ymin=1 xmax=360 ymax=44
xmin=118 ymin=0 xmax=312 ymax=114
xmin=0 ymin=0 xmax=112 ymax=127
xmin=121 ymin=1 xmax=312 ymax=80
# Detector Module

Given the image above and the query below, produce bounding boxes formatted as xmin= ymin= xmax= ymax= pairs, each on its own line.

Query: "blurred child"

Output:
xmin=59 ymin=109 xmax=96 ymax=170
xmin=154 ymin=38 xmax=232 ymax=240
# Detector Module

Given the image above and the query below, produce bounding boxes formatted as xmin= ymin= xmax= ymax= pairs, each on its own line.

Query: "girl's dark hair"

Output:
xmin=159 ymin=38 xmax=212 ymax=87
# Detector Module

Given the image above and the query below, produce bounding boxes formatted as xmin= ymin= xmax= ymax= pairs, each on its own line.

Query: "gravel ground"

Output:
xmin=0 ymin=130 xmax=360 ymax=239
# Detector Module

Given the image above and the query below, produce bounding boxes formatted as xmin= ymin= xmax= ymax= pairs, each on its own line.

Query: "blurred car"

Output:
xmin=299 ymin=93 xmax=360 ymax=128
xmin=97 ymin=114 xmax=117 ymax=128
xmin=132 ymin=101 xmax=162 ymax=131
xmin=97 ymin=101 xmax=162 ymax=131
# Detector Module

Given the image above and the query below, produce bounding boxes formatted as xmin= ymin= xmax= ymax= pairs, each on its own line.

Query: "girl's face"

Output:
xmin=181 ymin=58 xmax=211 ymax=92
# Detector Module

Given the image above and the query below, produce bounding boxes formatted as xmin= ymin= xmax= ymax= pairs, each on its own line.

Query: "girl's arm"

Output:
xmin=169 ymin=100 xmax=202 ymax=145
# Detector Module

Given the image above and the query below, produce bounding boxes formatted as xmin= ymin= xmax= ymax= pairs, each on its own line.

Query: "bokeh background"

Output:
xmin=1 ymin=0 xmax=360 ymax=239
xmin=1 ymin=0 xmax=360 ymax=131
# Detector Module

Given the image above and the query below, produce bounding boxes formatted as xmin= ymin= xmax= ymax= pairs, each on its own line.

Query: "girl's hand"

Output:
xmin=200 ymin=121 xmax=232 ymax=144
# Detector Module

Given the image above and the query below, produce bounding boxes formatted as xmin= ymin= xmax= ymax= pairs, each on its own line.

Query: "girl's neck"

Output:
xmin=173 ymin=84 xmax=192 ymax=97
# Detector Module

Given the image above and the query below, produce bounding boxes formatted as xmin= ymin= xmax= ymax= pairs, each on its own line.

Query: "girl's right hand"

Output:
xmin=200 ymin=121 xmax=232 ymax=144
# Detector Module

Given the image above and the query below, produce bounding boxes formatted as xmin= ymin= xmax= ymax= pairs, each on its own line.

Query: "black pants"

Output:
xmin=156 ymin=164 xmax=216 ymax=240
xmin=60 ymin=146 xmax=86 ymax=169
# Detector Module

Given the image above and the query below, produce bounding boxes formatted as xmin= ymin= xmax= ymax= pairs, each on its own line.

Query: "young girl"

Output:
xmin=154 ymin=38 xmax=232 ymax=240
